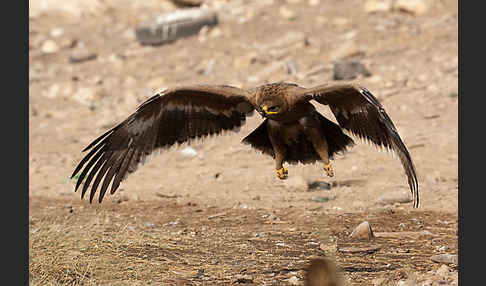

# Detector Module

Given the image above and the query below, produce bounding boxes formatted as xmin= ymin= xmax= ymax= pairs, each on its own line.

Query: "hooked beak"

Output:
xmin=261 ymin=105 xmax=278 ymax=118
xmin=261 ymin=106 xmax=268 ymax=118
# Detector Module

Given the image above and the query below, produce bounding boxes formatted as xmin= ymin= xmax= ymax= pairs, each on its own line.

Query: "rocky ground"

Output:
xmin=29 ymin=0 xmax=458 ymax=285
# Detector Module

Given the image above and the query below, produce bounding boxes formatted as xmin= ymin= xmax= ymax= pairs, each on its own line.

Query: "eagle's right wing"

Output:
xmin=71 ymin=85 xmax=256 ymax=203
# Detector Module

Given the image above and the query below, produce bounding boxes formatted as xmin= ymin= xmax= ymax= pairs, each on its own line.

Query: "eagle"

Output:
xmin=71 ymin=82 xmax=419 ymax=208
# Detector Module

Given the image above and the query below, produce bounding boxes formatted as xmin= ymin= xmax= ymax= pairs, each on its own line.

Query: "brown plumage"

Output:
xmin=71 ymin=82 xmax=419 ymax=207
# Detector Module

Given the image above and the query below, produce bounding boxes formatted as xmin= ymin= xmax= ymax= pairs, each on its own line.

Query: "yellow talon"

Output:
xmin=323 ymin=162 xmax=334 ymax=177
xmin=276 ymin=167 xmax=288 ymax=179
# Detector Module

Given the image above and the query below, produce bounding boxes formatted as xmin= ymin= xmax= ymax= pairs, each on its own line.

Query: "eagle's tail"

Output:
xmin=242 ymin=116 xmax=354 ymax=164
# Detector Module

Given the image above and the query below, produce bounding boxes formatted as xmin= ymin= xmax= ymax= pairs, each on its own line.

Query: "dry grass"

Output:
xmin=29 ymin=196 xmax=457 ymax=285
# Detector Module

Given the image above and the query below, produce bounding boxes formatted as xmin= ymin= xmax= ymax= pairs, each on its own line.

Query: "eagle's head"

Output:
xmin=257 ymin=96 xmax=288 ymax=118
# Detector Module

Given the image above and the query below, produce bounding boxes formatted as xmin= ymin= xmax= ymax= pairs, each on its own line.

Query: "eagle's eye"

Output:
xmin=268 ymin=105 xmax=279 ymax=111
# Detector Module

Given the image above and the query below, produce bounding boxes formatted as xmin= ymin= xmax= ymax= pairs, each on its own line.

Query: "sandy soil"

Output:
xmin=29 ymin=0 xmax=458 ymax=284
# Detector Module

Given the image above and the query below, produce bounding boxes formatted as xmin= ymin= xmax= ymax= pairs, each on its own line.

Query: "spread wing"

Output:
xmin=71 ymin=85 xmax=256 ymax=203
xmin=295 ymin=83 xmax=419 ymax=208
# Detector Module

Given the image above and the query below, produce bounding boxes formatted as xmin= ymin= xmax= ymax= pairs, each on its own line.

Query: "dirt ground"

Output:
xmin=29 ymin=0 xmax=458 ymax=285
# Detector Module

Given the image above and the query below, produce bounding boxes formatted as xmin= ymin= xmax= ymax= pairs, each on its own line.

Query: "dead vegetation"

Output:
xmin=30 ymin=197 xmax=457 ymax=285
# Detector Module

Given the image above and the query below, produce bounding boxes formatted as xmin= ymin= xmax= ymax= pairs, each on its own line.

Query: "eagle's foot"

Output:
xmin=276 ymin=167 xmax=288 ymax=180
xmin=323 ymin=162 xmax=334 ymax=177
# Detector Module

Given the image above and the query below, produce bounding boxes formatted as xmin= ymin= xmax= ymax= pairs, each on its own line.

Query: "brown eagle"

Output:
xmin=71 ymin=82 xmax=419 ymax=207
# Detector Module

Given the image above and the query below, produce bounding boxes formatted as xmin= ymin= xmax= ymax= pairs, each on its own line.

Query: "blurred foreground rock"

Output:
xmin=304 ymin=258 xmax=342 ymax=286
xmin=135 ymin=8 xmax=218 ymax=45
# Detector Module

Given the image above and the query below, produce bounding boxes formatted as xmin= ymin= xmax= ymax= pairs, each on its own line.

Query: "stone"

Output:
xmin=235 ymin=274 xmax=253 ymax=283
xmin=364 ymin=0 xmax=392 ymax=13
xmin=308 ymin=181 xmax=331 ymax=191
xmin=284 ymin=59 xmax=298 ymax=75
xmin=308 ymin=0 xmax=320 ymax=6
xmin=69 ymin=50 xmax=97 ymax=63
xmin=181 ymin=146 xmax=198 ymax=158
xmin=436 ymin=264 xmax=450 ymax=276
xmin=349 ymin=221 xmax=375 ymax=240
xmin=377 ymin=190 xmax=413 ymax=205
xmin=73 ymin=87 xmax=96 ymax=107
xmin=430 ymin=254 xmax=458 ymax=265
xmin=393 ymin=0 xmax=428 ymax=15
xmin=286 ymin=276 xmax=299 ymax=285
xmin=333 ymin=61 xmax=371 ymax=80
xmin=338 ymin=245 xmax=381 ymax=254
xmin=41 ymin=40 xmax=59 ymax=54
xmin=279 ymin=6 xmax=296 ymax=20
xmin=49 ymin=27 xmax=64 ymax=38
xmin=135 ymin=8 xmax=218 ymax=45
xmin=311 ymin=196 xmax=336 ymax=203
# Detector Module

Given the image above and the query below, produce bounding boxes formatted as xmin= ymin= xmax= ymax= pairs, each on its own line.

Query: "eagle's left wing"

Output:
xmin=294 ymin=83 xmax=419 ymax=208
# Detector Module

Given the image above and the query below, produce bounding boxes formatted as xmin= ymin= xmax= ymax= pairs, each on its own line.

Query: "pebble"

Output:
xmin=436 ymin=264 xmax=450 ymax=276
xmin=279 ymin=6 xmax=296 ymax=20
xmin=338 ymin=245 xmax=381 ymax=254
xmin=307 ymin=181 xmax=331 ymax=191
xmin=69 ymin=50 xmax=97 ymax=63
xmin=284 ymin=59 xmax=299 ymax=75
xmin=286 ymin=276 xmax=299 ymax=285
xmin=349 ymin=221 xmax=375 ymax=240
xmin=41 ymin=39 xmax=59 ymax=54
xmin=393 ymin=0 xmax=428 ymax=15
xmin=377 ymin=190 xmax=412 ymax=205
xmin=308 ymin=0 xmax=320 ymax=6
xmin=333 ymin=61 xmax=371 ymax=80
xmin=49 ymin=27 xmax=64 ymax=38
xmin=364 ymin=0 xmax=392 ymax=13
xmin=311 ymin=196 xmax=336 ymax=203
xmin=181 ymin=146 xmax=198 ymax=158
xmin=235 ymin=274 xmax=253 ymax=283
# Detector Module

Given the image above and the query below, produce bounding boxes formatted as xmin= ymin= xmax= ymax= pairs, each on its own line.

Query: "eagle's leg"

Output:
xmin=300 ymin=117 xmax=334 ymax=177
xmin=274 ymin=146 xmax=288 ymax=180
xmin=267 ymin=126 xmax=288 ymax=180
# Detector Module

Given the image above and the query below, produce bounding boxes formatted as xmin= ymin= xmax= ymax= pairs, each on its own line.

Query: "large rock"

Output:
xmin=135 ymin=8 xmax=218 ymax=45
xmin=349 ymin=221 xmax=375 ymax=240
